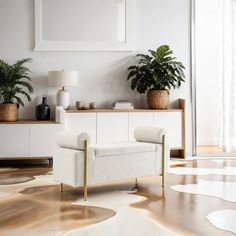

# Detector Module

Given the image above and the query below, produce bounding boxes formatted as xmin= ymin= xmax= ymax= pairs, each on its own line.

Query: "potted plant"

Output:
xmin=0 ymin=58 xmax=33 ymax=121
xmin=127 ymin=45 xmax=185 ymax=109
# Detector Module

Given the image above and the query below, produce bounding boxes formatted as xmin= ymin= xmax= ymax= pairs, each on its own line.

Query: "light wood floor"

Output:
xmin=197 ymin=145 xmax=223 ymax=154
xmin=0 ymin=160 xmax=236 ymax=235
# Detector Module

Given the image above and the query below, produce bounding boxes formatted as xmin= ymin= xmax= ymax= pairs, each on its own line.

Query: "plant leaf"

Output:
xmin=126 ymin=45 xmax=185 ymax=93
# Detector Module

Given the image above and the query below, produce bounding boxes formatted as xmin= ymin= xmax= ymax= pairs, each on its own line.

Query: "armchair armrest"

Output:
xmin=134 ymin=126 xmax=166 ymax=144
xmin=57 ymin=131 xmax=91 ymax=150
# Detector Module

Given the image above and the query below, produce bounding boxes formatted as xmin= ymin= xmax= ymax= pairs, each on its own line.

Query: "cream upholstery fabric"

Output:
xmin=53 ymin=129 xmax=170 ymax=188
xmin=94 ymin=151 xmax=156 ymax=183
xmin=57 ymin=131 xmax=91 ymax=150
xmin=134 ymin=126 xmax=165 ymax=144
xmin=91 ymin=142 xmax=156 ymax=157
xmin=53 ymin=147 xmax=95 ymax=187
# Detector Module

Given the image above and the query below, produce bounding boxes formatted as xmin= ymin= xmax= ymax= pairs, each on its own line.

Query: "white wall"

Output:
xmin=195 ymin=0 xmax=222 ymax=145
xmin=0 ymin=0 xmax=192 ymax=155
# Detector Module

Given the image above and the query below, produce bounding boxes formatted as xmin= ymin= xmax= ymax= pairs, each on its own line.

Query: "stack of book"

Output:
xmin=113 ymin=100 xmax=134 ymax=110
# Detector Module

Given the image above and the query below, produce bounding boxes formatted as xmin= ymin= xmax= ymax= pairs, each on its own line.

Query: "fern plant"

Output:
xmin=127 ymin=45 xmax=185 ymax=93
xmin=0 ymin=58 xmax=33 ymax=106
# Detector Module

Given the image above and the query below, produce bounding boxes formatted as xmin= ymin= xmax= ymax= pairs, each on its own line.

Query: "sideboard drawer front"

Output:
xmin=154 ymin=112 xmax=182 ymax=148
xmin=0 ymin=125 xmax=29 ymax=157
xmin=29 ymin=124 xmax=64 ymax=157
xmin=97 ymin=112 xmax=128 ymax=143
xmin=128 ymin=112 xmax=154 ymax=141
xmin=65 ymin=113 xmax=97 ymax=143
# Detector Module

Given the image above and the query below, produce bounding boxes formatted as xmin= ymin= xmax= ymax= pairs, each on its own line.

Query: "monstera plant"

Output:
xmin=0 ymin=58 xmax=33 ymax=121
xmin=127 ymin=45 xmax=185 ymax=109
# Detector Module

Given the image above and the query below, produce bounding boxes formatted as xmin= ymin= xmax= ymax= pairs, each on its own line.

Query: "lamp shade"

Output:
xmin=48 ymin=70 xmax=79 ymax=87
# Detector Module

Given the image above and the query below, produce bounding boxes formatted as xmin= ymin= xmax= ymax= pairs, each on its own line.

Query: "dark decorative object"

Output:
xmin=35 ymin=97 xmax=50 ymax=120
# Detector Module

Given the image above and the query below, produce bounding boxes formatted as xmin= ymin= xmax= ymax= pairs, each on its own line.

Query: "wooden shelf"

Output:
xmin=171 ymin=147 xmax=184 ymax=151
xmin=66 ymin=108 xmax=183 ymax=113
xmin=0 ymin=120 xmax=61 ymax=125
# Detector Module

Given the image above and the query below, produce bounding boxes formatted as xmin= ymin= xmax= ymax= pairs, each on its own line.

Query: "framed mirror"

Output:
xmin=34 ymin=0 xmax=135 ymax=51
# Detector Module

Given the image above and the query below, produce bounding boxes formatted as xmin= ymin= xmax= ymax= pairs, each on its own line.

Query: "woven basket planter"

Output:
xmin=0 ymin=103 xmax=19 ymax=122
xmin=147 ymin=90 xmax=169 ymax=109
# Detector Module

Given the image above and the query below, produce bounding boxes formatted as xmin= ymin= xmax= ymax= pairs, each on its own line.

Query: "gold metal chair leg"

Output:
xmin=84 ymin=140 xmax=88 ymax=201
xmin=161 ymin=135 xmax=165 ymax=188
xmin=60 ymin=183 xmax=63 ymax=192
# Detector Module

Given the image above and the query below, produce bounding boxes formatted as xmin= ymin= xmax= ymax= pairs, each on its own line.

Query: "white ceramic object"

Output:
xmin=89 ymin=102 xmax=96 ymax=109
xmin=76 ymin=101 xmax=84 ymax=109
xmin=48 ymin=70 xmax=79 ymax=109
xmin=55 ymin=106 xmax=65 ymax=123
xmin=57 ymin=89 xmax=70 ymax=109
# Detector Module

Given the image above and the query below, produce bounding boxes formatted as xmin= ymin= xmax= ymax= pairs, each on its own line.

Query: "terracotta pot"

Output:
xmin=0 ymin=103 xmax=19 ymax=122
xmin=147 ymin=90 xmax=169 ymax=109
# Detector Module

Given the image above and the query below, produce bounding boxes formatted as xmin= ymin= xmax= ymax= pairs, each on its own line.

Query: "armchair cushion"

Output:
xmin=91 ymin=142 xmax=156 ymax=157
xmin=134 ymin=126 xmax=165 ymax=144
xmin=57 ymin=131 xmax=91 ymax=150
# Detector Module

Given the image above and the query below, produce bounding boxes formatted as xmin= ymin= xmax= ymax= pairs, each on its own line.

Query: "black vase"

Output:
xmin=35 ymin=97 xmax=50 ymax=120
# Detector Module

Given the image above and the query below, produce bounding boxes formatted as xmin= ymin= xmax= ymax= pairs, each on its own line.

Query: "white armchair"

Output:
xmin=53 ymin=127 xmax=170 ymax=201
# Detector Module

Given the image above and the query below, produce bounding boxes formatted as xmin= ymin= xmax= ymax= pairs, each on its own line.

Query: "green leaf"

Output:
xmin=127 ymin=70 xmax=137 ymax=80
xmin=0 ymin=58 xmax=33 ymax=104
xmin=128 ymin=65 xmax=137 ymax=70
xmin=148 ymin=50 xmax=156 ymax=58
xmin=14 ymin=95 xmax=24 ymax=106
xmin=15 ymin=81 xmax=33 ymax=93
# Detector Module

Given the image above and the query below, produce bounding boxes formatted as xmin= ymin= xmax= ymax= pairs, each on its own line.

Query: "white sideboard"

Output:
xmin=0 ymin=121 xmax=64 ymax=160
xmin=65 ymin=99 xmax=186 ymax=158
xmin=0 ymin=99 xmax=185 ymax=160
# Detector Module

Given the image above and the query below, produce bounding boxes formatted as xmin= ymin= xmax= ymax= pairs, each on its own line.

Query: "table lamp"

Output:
xmin=48 ymin=70 xmax=79 ymax=109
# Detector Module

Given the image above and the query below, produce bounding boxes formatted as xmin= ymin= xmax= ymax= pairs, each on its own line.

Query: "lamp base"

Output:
xmin=57 ymin=89 xmax=70 ymax=109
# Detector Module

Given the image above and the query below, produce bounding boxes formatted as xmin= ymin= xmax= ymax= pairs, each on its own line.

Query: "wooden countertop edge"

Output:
xmin=65 ymin=108 xmax=183 ymax=113
xmin=0 ymin=120 xmax=62 ymax=124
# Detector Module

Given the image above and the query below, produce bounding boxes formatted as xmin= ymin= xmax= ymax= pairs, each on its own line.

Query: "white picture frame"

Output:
xmin=34 ymin=0 xmax=135 ymax=52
